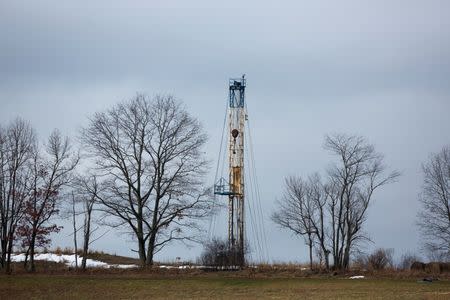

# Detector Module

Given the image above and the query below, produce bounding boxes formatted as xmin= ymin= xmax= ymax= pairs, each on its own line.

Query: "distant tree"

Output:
xmin=0 ymin=119 xmax=36 ymax=274
xmin=17 ymin=130 xmax=78 ymax=272
xmin=81 ymin=94 xmax=212 ymax=266
xmin=417 ymin=146 xmax=450 ymax=260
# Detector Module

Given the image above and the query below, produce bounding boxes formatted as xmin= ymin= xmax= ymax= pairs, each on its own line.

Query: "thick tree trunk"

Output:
xmin=146 ymin=190 xmax=161 ymax=267
xmin=1 ymin=237 xmax=7 ymax=269
xmin=137 ymin=236 xmax=146 ymax=266
xmin=146 ymin=233 xmax=156 ymax=266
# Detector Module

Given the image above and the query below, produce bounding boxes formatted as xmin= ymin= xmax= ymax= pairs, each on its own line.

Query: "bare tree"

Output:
xmin=417 ymin=146 xmax=450 ymax=260
xmin=272 ymin=176 xmax=316 ymax=270
xmin=324 ymin=134 xmax=399 ymax=269
xmin=272 ymin=134 xmax=399 ymax=271
xmin=18 ymin=130 xmax=78 ymax=272
xmin=81 ymin=94 xmax=212 ymax=266
xmin=0 ymin=119 xmax=36 ymax=273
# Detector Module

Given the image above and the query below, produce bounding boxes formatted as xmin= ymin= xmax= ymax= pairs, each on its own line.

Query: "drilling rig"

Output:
xmin=214 ymin=75 xmax=247 ymax=267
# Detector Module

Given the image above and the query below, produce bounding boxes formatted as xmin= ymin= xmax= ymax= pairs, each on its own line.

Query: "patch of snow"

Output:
xmin=349 ymin=275 xmax=365 ymax=279
xmin=159 ymin=265 xmax=177 ymax=269
xmin=10 ymin=253 xmax=138 ymax=269
xmin=112 ymin=264 xmax=139 ymax=269
xmin=10 ymin=253 xmax=26 ymax=262
xmin=158 ymin=265 xmax=210 ymax=270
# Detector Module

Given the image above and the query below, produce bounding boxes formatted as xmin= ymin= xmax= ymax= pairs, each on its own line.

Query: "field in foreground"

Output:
xmin=2 ymin=274 xmax=450 ymax=299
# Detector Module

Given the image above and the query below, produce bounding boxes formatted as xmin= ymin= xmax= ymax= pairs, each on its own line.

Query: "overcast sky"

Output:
xmin=1 ymin=0 xmax=450 ymax=263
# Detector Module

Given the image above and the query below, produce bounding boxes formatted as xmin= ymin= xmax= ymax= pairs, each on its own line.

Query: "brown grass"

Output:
xmin=1 ymin=273 xmax=450 ymax=299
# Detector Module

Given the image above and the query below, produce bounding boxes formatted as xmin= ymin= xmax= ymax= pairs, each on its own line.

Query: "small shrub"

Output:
xmin=54 ymin=246 xmax=63 ymax=255
xmin=199 ymin=237 xmax=248 ymax=267
xmin=367 ymin=248 xmax=394 ymax=270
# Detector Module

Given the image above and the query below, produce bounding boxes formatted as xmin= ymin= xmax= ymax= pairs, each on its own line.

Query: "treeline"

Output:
xmin=1 ymin=93 xmax=449 ymax=274
xmin=0 ymin=120 xmax=78 ymax=273
xmin=0 ymin=94 xmax=213 ymax=273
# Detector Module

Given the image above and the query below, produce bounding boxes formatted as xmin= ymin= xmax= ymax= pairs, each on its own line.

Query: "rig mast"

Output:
xmin=214 ymin=75 xmax=247 ymax=266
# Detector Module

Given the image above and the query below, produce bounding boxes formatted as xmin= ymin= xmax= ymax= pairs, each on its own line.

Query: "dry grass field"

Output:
xmin=3 ymin=252 xmax=450 ymax=299
xmin=1 ymin=272 xmax=450 ymax=300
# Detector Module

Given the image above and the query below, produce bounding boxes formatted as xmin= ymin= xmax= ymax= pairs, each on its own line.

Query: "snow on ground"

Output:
xmin=159 ymin=265 xmax=208 ymax=270
xmin=10 ymin=254 xmax=255 ymax=270
xmin=10 ymin=253 xmax=138 ymax=269
xmin=349 ymin=275 xmax=365 ymax=279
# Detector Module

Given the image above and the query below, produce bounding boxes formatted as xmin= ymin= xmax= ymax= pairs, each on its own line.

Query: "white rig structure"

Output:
xmin=214 ymin=75 xmax=247 ymax=266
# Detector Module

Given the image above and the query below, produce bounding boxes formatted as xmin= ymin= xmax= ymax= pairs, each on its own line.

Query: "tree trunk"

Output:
xmin=343 ymin=236 xmax=352 ymax=269
xmin=23 ymin=247 xmax=30 ymax=269
xmin=1 ymin=237 xmax=7 ymax=269
xmin=318 ymin=242 xmax=330 ymax=271
xmin=146 ymin=233 xmax=156 ymax=266
xmin=146 ymin=190 xmax=161 ymax=267
xmin=28 ymin=234 xmax=36 ymax=272
xmin=81 ymin=212 xmax=91 ymax=271
xmin=72 ymin=194 xmax=78 ymax=270
xmin=308 ymin=234 xmax=313 ymax=271
xmin=5 ymin=232 xmax=14 ymax=274
xmin=137 ymin=235 xmax=146 ymax=266
xmin=136 ymin=206 xmax=147 ymax=266
xmin=324 ymin=250 xmax=330 ymax=271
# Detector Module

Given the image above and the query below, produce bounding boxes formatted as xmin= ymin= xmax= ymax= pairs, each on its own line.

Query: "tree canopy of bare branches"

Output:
xmin=81 ymin=94 xmax=212 ymax=266
xmin=325 ymin=134 xmax=400 ymax=269
xmin=417 ymin=146 xmax=450 ymax=260
xmin=272 ymin=133 xmax=399 ymax=270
